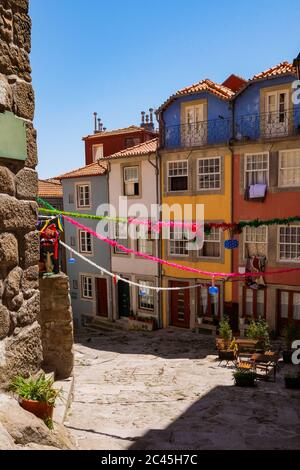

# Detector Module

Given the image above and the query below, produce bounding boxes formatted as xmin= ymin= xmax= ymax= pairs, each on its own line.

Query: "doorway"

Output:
xmin=170 ymin=281 xmax=190 ymax=328
xmin=96 ymin=278 xmax=108 ymax=317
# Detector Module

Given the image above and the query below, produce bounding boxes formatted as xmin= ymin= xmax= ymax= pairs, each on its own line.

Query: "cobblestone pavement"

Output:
xmin=66 ymin=329 xmax=300 ymax=450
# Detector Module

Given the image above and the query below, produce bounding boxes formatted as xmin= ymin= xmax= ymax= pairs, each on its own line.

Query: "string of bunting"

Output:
xmin=62 ymin=215 xmax=300 ymax=280
xmin=37 ymin=197 xmax=300 ymax=234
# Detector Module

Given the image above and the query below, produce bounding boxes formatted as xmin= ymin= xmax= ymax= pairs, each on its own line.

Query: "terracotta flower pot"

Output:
xmin=20 ymin=398 xmax=54 ymax=420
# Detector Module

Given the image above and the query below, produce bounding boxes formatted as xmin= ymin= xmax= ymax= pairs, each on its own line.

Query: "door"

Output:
xmin=118 ymin=279 xmax=130 ymax=317
xmin=265 ymin=91 xmax=288 ymax=137
xmin=96 ymin=278 xmax=108 ymax=317
xmin=170 ymin=281 xmax=190 ymax=328
xmin=277 ymin=290 xmax=300 ymax=335
xmin=183 ymin=104 xmax=206 ymax=146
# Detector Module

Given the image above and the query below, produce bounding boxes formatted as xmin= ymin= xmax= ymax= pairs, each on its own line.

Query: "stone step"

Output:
xmin=90 ymin=318 xmax=128 ymax=332
xmin=53 ymin=376 xmax=74 ymax=424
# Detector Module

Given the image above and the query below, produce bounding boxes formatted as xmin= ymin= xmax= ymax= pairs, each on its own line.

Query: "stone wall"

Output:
xmin=38 ymin=274 xmax=74 ymax=380
xmin=0 ymin=0 xmax=42 ymax=387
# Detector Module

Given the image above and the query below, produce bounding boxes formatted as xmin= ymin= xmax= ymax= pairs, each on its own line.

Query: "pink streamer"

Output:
xmin=63 ymin=215 xmax=300 ymax=279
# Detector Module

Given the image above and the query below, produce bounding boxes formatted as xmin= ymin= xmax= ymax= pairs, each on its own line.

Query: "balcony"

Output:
xmin=235 ymin=107 xmax=300 ymax=142
xmin=163 ymin=107 xmax=300 ymax=149
xmin=164 ymin=118 xmax=232 ymax=149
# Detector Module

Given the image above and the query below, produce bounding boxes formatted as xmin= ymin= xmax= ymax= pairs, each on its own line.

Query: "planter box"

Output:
xmin=282 ymin=350 xmax=293 ymax=364
xmin=128 ymin=318 xmax=156 ymax=332
xmin=234 ymin=374 xmax=256 ymax=387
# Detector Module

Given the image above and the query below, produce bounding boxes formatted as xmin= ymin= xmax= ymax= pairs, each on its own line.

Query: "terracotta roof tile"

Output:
xmin=38 ymin=180 xmax=63 ymax=198
xmin=158 ymin=78 xmax=234 ymax=113
xmin=83 ymin=125 xmax=157 ymax=140
xmin=58 ymin=161 xmax=108 ymax=180
xmin=252 ymin=61 xmax=296 ymax=80
xmin=101 ymin=138 xmax=158 ymax=160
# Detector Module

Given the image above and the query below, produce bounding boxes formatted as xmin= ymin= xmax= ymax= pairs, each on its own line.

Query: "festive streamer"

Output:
xmin=37 ymin=197 xmax=300 ymax=233
xmin=60 ymin=241 xmax=209 ymax=291
xmin=63 ymin=215 xmax=300 ymax=279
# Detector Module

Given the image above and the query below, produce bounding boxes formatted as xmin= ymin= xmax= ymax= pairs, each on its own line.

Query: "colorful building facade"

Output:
xmin=232 ymin=61 xmax=300 ymax=334
xmin=157 ymin=79 xmax=238 ymax=329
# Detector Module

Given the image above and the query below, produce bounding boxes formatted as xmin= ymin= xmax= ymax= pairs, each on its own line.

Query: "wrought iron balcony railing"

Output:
xmin=234 ymin=107 xmax=300 ymax=142
xmin=164 ymin=107 xmax=300 ymax=149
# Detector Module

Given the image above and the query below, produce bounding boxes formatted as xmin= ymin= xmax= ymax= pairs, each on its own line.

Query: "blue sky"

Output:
xmin=30 ymin=0 xmax=300 ymax=179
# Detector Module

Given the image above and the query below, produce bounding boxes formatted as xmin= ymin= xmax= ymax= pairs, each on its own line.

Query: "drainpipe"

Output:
xmin=228 ymin=100 xmax=235 ymax=322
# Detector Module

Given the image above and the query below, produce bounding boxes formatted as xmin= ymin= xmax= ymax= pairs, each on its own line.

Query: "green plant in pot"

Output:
xmin=233 ymin=369 xmax=257 ymax=387
xmin=218 ymin=316 xmax=232 ymax=349
xmin=282 ymin=322 xmax=300 ymax=364
xmin=246 ymin=318 xmax=270 ymax=350
xmin=10 ymin=374 xmax=62 ymax=428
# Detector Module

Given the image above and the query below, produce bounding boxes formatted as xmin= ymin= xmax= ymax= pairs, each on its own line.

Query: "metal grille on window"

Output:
xmin=279 ymin=226 xmax=300 ymax=261
xmin=198 ymin=157 xmax=221 ymax=190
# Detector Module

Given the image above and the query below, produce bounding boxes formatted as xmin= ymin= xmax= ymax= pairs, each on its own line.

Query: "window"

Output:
xmin=113 ymin=222 xmax=129 ymax=254
xmin=81 ymin=275 xmax=93 ymax=299
xmin=125 ymin=137 xmax=141 ymax=148
xmin=138 ymin=281 xmax=154 ymax=310
xmin=169 ymin=226 xmax=189 ymax=256
xmin=70 ymin=236 xmax=76 ymax=247
xmin=137 ymin=229 xmax=153 ymax=255
xmin=199 ymin=228 xmax=221 ymax=258
xmin=244 ymin=226 xmax=268 ymax=258
xmin=265 ymin=90 xmax=289 ymax=137
xmin=79 ymin=230 xmax=92 ymax=254
xmin=198 ymin=157 xmax=221 ymax=190
xmin=279 ymin=149 xmax=300 ymax=187
xmin=124 ymin=166 xmax=139 ymax=196
xmin=243 ymin=288 xmax=266 ymax=319
xmin=197 ymin=285 xmax=220 ymax=318
xmin=245 ymin=153 xmax=269 ymax=187
xmin=168 ymin=160 xmax=188 ymax=191
xmin=68 ymin=193 xmax=74 ymax=204
xmin=182 ymin=103 xmax=207 ymax=146
xmin=278 ymin=226 xmax=300 ymax=262
xmin=92 ymin=144 xmax=103 ymax=161
xmin=76 ymin=184 xmax=91 ymax=208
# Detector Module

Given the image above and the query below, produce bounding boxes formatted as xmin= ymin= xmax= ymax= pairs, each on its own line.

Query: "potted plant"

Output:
xmin=246 ymin=319 xmax=270 ymax=350
xmin=233 ymin=369 xmax=257 ymax=387
xmin=282 ymin=322 xmax=300 ymax=364
xmin=218 ymin=316 xmax=232 ymax=349
xmin=10 ymin=374 xmax=62 ymax=427
xmin=284 ymin=371 xmax=300 ymax=389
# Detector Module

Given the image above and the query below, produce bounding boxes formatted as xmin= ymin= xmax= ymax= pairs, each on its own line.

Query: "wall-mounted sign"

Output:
xmin=0 ymin=111 xmax=27 ymax=161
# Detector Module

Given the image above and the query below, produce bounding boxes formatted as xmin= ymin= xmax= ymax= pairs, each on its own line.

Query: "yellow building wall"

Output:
xmin=161 ymin=152 xmax=232 ymax=327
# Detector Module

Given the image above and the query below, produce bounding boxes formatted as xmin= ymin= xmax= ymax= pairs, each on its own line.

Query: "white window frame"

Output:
xmin=75 ymin=182 xmax=91 ymax=209
xmin=197 ymin=157 xmax=221 ymax=191
xmin=199 ymin=228 xmax=221 ymax=259
xmin=244 ymin=153 xmax=269 ymax=188
xmin=277 ymin=225 xmax=300 ymax=263
xmin=278 ymin=149 xmax=300 ymax=188
xmin=138 ymin=280 xmax=155 ymax=311
xmin=123 ymin=166 xmax=139 ymax=196
xmin=167 ymin=160 xmax=188 ymax=192
xmin=112 ymin=222 xmax=129 ymax=255
xmin=80 ymin=274 xmax=94 ymax=300
xmin=78 ymin=230 xmax=93 ymax=255
xmin=243 ymin=226 xmax=268 ymax=260
xmin=169 ymin=226 xmax=189 ymax=257
xmin=92 ymin=144 xmax=104 ymax=161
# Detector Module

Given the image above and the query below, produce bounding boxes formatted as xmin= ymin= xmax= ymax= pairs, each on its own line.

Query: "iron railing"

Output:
xmin=164 ymin=107 xmax=300 ymax=149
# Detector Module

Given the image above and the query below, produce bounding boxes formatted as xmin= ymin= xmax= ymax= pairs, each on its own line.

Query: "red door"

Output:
xmin=96 ymin=278 xmax=108 ymax=317
xmin=170 ymin=281 xmax=190 ymax=328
